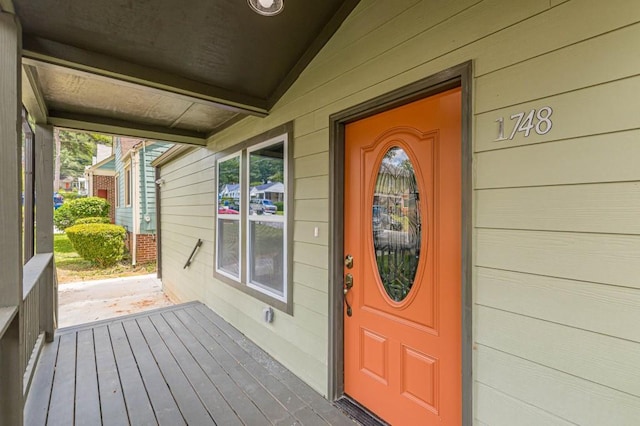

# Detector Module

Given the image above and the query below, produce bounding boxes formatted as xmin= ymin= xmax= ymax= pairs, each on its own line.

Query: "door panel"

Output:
xmin=344 ymin=87 xmax=462 ymax=425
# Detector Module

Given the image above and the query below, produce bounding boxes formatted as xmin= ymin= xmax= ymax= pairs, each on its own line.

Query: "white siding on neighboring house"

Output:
xmin=159 ymin=0 xmax=640 ymax=421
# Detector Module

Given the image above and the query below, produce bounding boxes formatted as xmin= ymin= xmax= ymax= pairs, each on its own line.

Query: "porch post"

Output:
xmin=0 ymin=9 xmax=24 ymax=426
xmin=36 ymin=124 xmax=56 ymax=340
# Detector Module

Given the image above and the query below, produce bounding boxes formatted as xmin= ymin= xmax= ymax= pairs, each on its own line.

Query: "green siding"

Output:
xmin=158 ymin=0 xmax=640 ymax=421
xmin=115 ymin=139 xmax=172 ymax=234
xmin=138 ymin=142 xmax=172 ymax=234
xmin=114 ymin=139 xmax=132 ymax=232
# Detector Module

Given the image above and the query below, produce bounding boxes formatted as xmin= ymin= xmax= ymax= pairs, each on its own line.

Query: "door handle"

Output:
xmin=344 ymin=273 xmax=353 ymax=317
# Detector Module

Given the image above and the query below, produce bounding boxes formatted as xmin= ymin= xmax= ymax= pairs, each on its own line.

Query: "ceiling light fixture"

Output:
xmin=248 ymin=0 xmax=284 ymax=16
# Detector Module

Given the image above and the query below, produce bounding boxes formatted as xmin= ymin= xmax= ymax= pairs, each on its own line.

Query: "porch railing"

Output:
xmin=21 ymin=253 xmax=57 ymax=396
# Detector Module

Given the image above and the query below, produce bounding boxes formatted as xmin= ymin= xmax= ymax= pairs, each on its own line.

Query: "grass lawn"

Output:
xmin=54 ymin=233 xmax=156 ymax=284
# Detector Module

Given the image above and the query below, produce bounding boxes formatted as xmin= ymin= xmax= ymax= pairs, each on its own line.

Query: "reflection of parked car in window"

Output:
xmin=218 ymin=206 xmax=239 ymax=214
xmin=250 ymin=198 xmax=277 ymax=214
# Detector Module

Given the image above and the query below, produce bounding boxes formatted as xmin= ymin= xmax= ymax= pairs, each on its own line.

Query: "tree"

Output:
xmin=53 ymin=129 xmax=113 ymax=190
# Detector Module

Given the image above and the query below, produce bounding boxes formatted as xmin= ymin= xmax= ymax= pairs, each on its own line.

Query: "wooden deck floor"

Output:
xmin=25 ymin=302 xmax=357 ymax=426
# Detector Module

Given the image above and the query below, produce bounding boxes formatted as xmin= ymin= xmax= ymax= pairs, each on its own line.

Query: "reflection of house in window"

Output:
xmin=219 ymin=183 xmax=241 ymax=200
xmin=250 ymin=182 xmax=284 ymax=202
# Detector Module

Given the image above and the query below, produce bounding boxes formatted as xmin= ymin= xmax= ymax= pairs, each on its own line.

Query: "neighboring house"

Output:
xmin=59 ymin=176 xmax=74 ymax=191
xmin=219 ymin=183 xmax=240 ymax=200
xmin=114 ymin=137 xmax=173 ymax=265
xmin=250 ymin=182 xmax=284 ymax=202
xmin=85 ymin=154 xmax=117 ymax=223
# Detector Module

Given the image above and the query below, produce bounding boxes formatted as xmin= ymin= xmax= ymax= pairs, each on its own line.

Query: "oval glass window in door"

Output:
xmin=372 ymin=147 xmax=422 ymax=302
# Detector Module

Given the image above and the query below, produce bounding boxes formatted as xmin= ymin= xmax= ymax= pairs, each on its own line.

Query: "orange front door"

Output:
xmin=343 ymin=87 xmax=462 ymax=425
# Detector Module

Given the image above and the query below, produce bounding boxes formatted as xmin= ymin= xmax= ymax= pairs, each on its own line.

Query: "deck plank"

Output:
xmin=108 ymin=322 xmax=157 ymax=425
xmin=93 ymin=325 xmax=129 ymax=426
xmin=25 ymin=302 xmax=357 ymax=426
xmin=47 ymin=332 xmax=77 ymax=425
xmin=24 ymin=337 xmax=59 ymax=426
xmin=151 ymin=312 xmax=244 ymax=426
xmin=74 ymin=330 xmax=101 ymax=426
xmin=192 ymin=305 xmax=308 ymax=411
xmin=172 ymin=308 xmax=277 ymax=425
xmin=183 ymin=307 xmax=302 ymax=422
xmin=121 ymin=319 xmax=186 ymax=426
xmin=136 ymin=316 xmax=215 ymax=426
xmin=193 ymin=304 xmax=354 ymax=425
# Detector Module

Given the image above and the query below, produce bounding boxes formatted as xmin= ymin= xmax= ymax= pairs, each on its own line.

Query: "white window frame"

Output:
xmin=246 ymin=135 xmax=288 ymax=302
xmin=215 ymin=152 xmax=242 ymax=282
xmin=213 ymin=123 xmax=293 ymax=313
xmin=124 ymin=163 xmax=132 ymax=207
xmin=114 ymin=173 xmax=120 ymax=207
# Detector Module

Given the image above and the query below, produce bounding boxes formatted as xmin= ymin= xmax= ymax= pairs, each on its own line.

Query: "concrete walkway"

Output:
xmin=58 ymin=274 xmax=174 ymax=328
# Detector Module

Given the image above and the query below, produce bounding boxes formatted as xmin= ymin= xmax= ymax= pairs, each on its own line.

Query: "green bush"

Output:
xmin=58 ymin=190 xmax=82 ymax=201
xmin=68 ymin=196 xmax=110 ymax=218
xmin=53 ymin=203 xmax=75 ymax=231
xmin=66 ymin=224 xmax=126 ymax=267
xmin=74 ymin=216 xmax=111 ymax=225
xmin=54 ymin=197 xmax=110 ymax=231
xmin=274 ymin=201 xmax=284 ymax=211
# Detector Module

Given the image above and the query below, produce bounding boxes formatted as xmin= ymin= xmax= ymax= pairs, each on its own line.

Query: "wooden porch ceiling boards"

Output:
xmin=24 ymin=302 xmax=356 ymax=426
xmin=11 ymin=0 xmax=361 ymax=143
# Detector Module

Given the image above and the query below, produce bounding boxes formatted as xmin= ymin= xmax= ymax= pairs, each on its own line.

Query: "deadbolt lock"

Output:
xmin=344 ymin=254 xmax=353 ymax=269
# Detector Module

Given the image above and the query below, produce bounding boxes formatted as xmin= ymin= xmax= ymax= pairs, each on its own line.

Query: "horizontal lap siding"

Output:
xmin=160 ymin=151 xmax=215 ymax=305
xmin=114 ymin=140 xmax=132 ymax=231
xmin=471 ymin=0 xmax=640 ymax=423
xmin=139 ymin=142 xmax=172 ymax=234
xmin=158 ymin=0 xmax=640 ymax=415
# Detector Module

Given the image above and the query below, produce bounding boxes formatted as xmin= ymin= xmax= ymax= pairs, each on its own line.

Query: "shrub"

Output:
xmin=274 ymin=201 xmax=284 ymax=212
xmin=66 ymin=224 xmax=126 ymax=267
xmin=58 ymin=190 xmax=82 ymax=201
xmin=53 ymin=203 xmax=75 ymax=231
xmin=68 ymin=196 xmax=110 ymax=219
xmin=74 ymin=216 xmax=111 ymax=225
xmin=54 ymin=197 xmax=110 ymax=231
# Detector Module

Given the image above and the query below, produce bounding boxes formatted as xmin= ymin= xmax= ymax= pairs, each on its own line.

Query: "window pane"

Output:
xmin=218 ymin=156 xmax=241 ymax=214
xmin=249 ymin=142 xmax=285 ymax=215
xmin=249 ymin=221 xmax=284 ymax=295
xmin=218 ymin=219 xmax=240 ymax=277
xmin=373 ymin=147 xmax=421 ymax=302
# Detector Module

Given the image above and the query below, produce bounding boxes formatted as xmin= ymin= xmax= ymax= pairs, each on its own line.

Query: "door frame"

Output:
xmin=328 ymin=61 xmax=473 ymax=424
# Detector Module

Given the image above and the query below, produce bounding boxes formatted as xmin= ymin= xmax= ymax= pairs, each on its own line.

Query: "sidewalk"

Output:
xmin=58 ymin=274 xmax=174 ymax=328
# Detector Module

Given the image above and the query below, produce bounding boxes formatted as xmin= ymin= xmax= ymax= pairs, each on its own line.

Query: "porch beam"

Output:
xmin=48 ymin=110 xmax=208 ymax=146
xmin=23 ymin=113 xmax=34 ymax=262
xmin=35 ymin=124 xmax=54 ymax=254
xmin=34 ymin=123 xmax=56 ymax=341
xmin=0 ymin=10 xmax=24 ymax=425
xmin=21 ymin=65 xmax=48 ymax=124
xmin=22 ymin=35 xmax=269 ymax=116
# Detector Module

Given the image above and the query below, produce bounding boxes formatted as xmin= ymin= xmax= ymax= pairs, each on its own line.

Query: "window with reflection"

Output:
xmin=372 ymin=147 xmax=421 ymax=302
xmin=214 ymin=124 xmax=292 ymax=312
xmin=247 ymin=141 xmax=286 ymax=298
xmin=216 ymin=154 xmax=241 ymax=279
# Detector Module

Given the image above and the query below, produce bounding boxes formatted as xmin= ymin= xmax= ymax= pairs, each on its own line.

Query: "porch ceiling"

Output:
xmin=10 ymin=0 xmax=360 ymax=145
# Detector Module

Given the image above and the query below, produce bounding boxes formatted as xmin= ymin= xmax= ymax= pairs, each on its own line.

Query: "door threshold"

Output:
xmin=334 ymin=396 xmax=389 ymax=426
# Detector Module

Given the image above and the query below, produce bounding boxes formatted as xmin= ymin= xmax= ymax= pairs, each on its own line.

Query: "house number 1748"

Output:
xmin=495 ymin=106 xmax=553 ymax=141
